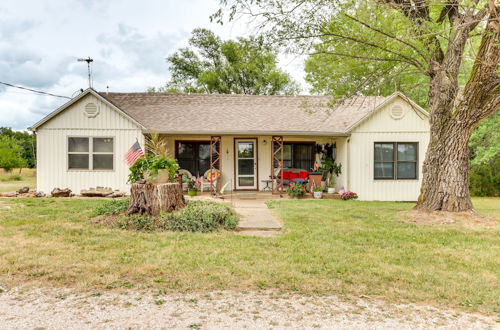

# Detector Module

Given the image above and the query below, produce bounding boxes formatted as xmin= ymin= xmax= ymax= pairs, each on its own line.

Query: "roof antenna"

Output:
xmin=106 ymin=85 xmax=109 ymax=95
xmin=77 ymin=57 xmax=94 ymax=88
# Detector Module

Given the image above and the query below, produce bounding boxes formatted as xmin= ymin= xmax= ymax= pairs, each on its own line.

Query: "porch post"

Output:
xmin=209 ymin=136 xmax=221 ymax=196
xmin=271 ymin=136 xmax=284 ymax=196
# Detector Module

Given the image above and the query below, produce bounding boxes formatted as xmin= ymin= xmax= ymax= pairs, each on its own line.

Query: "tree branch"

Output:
xmin=289 ymin=31 xmax=427 ymax=72
xmin=343 ymin=13 xmax=428 ymax=61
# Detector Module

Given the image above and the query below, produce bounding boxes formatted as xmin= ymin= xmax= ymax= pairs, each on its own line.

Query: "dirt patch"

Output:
xmin=0 ymin=287 xmax=496 ymax=329
xmin=400 ymin=210 xmax=499 ymax=229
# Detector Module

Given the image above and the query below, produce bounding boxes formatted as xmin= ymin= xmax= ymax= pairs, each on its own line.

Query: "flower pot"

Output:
xmin=187 ymin=189 xmax=197 ymax=196
xmin=327 ymin=187 xmax=335 ymax=194
xmin=146 ymin=169 xmax=170 ymax=184
xmin=313 ymin=191 xmax=323 ymax=199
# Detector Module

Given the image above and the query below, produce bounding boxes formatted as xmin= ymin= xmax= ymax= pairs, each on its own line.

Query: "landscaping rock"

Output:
xmin=80 ymin=187 xmax=113 ymax=197
xmin=0 ymin=191 xmax=17 ymax=198
xmin=17 ymin=187 xmax=29 ymax=194
xmin=34 ymin=191 xmax=46 ymax=198
xmin=51 ymin=188 xmax=72 ymax=197
xmin=110 ymin=190 xmax=126 ymax=198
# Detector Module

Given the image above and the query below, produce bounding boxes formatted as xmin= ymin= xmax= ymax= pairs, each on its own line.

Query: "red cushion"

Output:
xmin=290 ymin=172 xmax=299 ymax=179
xmin=282 ymin=171 xmax=291 ymax=180
xmin=299 ymin=171 xmax=309 ymax=179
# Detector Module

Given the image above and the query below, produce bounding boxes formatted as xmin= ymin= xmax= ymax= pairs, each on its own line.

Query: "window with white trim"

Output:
xmin=374 ymin=142 xmax=418 ymax=180
xmin=68 ymin=137 xmax=114 ymax=170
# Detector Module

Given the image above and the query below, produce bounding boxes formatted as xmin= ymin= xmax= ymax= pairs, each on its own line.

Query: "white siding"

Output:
xmin=36 ymin=94 xmax=143 ymax=194
xmin=348 ymin=96 xmax=430 ymax=201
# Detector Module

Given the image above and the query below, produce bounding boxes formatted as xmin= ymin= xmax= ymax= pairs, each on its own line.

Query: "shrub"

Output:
xmin=92 ymin=199 xmax=129 ymax=216
xmin=340 ymin=191 xmax=358 ymax=200
xmin=9 ymin=174 xmax=22 ymax=181
xmin=117 ymin=214 xmax=158 ymax=231
xmin=164 ymin=200 xmax=237 ymax=232
xmin=286 ymin=182 xmax=306 ymax=197
xmin=91 ymin=200 xmax=237 ymax=233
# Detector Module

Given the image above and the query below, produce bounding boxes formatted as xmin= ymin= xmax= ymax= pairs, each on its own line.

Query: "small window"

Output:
xmin=374 ymin=142 xmax=417 ymax=180
xmin=68 ymin=137 xmax=114 ymax=170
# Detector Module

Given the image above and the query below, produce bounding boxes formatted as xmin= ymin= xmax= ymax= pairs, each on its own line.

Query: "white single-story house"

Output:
xmin=29 ymin=88 xmax=430 ymax=201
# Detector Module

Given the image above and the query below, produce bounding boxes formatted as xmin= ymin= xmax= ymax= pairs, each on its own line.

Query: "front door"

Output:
xmin=235 ymin=139 xmax=257 ymax=190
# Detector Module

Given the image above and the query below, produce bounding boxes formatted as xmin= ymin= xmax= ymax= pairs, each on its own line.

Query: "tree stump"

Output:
xmin=128 ymin=182 xmax=185 ymax=216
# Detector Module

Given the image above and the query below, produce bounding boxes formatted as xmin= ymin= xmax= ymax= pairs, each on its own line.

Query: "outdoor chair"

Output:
xmin=200 ymin=169 xmax=221 ymax=192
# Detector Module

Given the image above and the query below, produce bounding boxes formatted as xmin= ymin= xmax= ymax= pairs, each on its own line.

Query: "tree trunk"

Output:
xmin=415 ymin=2 xmax=500 ymax=212
xmin=128 ymin=182 xmax=185 ymax=216
xmin=416 ymin=118 xmax=475 ymax=212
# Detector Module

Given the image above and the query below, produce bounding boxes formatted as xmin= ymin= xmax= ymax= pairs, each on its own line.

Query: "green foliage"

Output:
xmin=0 ymin=136 xmax=27 ymax=172
xmin=469 ymin=112 xmax=499 ymax=196
xmin=0 ymin=127 xmax=36 ymax=168
xmin=128 ymin=154 xmax=180 ymax=183
xmin=286 ymin=182 xmax=306 ymax=197
xmin=163 ymin=200 xmax=238 ymax=232
xmin=92 ymin=199 xmax=130 ymax=216
xmin=92 ymin=200 xmax=237 ymax=232
xmin=158 ymin=28 xmax=300 ymax=95
xmin=312 ymin=186 xmax=324 ymax=192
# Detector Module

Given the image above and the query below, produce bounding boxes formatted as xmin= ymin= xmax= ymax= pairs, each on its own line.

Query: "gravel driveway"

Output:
xmin=0 ymin=288 xmax=496 ymax=329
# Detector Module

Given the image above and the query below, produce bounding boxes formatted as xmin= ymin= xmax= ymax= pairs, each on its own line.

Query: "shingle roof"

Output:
xmin=99 ymin=92 xmax=388 ymax=135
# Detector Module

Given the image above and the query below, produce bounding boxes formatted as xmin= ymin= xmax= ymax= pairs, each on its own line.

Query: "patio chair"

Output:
xmin=200 ymin=169 xmax=221 ymax=192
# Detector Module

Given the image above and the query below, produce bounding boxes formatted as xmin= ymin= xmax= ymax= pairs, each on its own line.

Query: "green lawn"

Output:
xmin=0 ymin=197 xmax=498 ymax=314
xmin=0 ymin=168 xmax=36 ymax=193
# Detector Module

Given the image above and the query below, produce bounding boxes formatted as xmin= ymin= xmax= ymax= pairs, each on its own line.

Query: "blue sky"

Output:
xmin=0 ymin=0 xmax=306 ymax=130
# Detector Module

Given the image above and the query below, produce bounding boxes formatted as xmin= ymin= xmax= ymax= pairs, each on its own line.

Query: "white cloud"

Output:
xmin=0 ymin=0 xmax=307 ymax=131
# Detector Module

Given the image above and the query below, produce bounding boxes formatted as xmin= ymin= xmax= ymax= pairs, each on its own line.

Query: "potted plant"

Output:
xmin=286 ymin=182 xmax=306 ymax=199
xmin=326 ymin=176 xmax=335 ymax=194
xmin=187 ymin=179 xmax=199 ymax=196
xmin=312 ymin=186 xmax=323 ymax=199
xmin=128 ymin=154 xmax=180 ymax=184
xmin=320 ymin=158 xmax=341 ymax=194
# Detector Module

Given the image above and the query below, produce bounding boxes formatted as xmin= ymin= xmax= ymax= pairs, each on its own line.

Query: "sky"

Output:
xmin=0 ymin=0 xmax=307 ymax=131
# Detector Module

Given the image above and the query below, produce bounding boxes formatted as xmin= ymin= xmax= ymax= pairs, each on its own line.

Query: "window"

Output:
xmin=274 ymin=143 xmax=314 ymax=170
xmin=374 ymin=142 xmax=417 ymax=180
xmin=175 ymin=141 xmax=219 ymax=177
xmin=68 ymin=137 xmax=114 ymax=170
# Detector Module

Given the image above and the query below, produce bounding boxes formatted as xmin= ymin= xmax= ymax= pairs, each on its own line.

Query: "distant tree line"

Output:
xmin=0 ymin=127 xmax=36 ymax=171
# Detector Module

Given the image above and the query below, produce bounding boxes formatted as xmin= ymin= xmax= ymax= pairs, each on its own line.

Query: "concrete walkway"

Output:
xmin=232 ymin=199 xmax=282 ymax=236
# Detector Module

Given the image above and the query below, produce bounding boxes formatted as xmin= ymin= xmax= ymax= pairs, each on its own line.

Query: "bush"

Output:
xmin=340 ymin=191 xmax=358 ymax=200
xmin=286 ymin=182 xmax=306 ymax=197
xmin=164 ymin=201 xmax=237 ymax=232
xmin=92 ymin=199 xmax=129 ymax=216
xmin=91 ymin=200 xmax=237 ymax=233
xmin=9 ymin=174 xmax=22 ymax=181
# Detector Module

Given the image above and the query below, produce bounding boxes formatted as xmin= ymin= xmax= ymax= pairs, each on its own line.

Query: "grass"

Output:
xmin=0 ymin=197 xmax=498 ymax=314
xmin=0 ymin=168 xmax=36 ymax=193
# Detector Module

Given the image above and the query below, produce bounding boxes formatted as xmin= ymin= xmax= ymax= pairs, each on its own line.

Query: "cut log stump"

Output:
xmin=128 ymin=182 xmax=185 ymax=216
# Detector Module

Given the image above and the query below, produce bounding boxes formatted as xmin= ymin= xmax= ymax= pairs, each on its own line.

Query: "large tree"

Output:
xmin=0 ymin=127 xmax=36 ymax=168
xmin=157 ymin=28 xmax=300 ymax=95
xmin=213 ymin=0 xmax=499 ymax=212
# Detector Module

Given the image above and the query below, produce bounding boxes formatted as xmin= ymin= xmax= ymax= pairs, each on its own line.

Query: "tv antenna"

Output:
xmin=77 ymin=57 xmax=94 ymax=88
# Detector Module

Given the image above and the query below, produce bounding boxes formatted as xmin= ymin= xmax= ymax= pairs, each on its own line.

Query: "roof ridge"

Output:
xmin=98 ymin=92 xmax=387 ymax=99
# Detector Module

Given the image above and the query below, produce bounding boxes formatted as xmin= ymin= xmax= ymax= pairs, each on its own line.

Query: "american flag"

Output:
xmin=124 ymin=141 xmax=144 ymax=166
